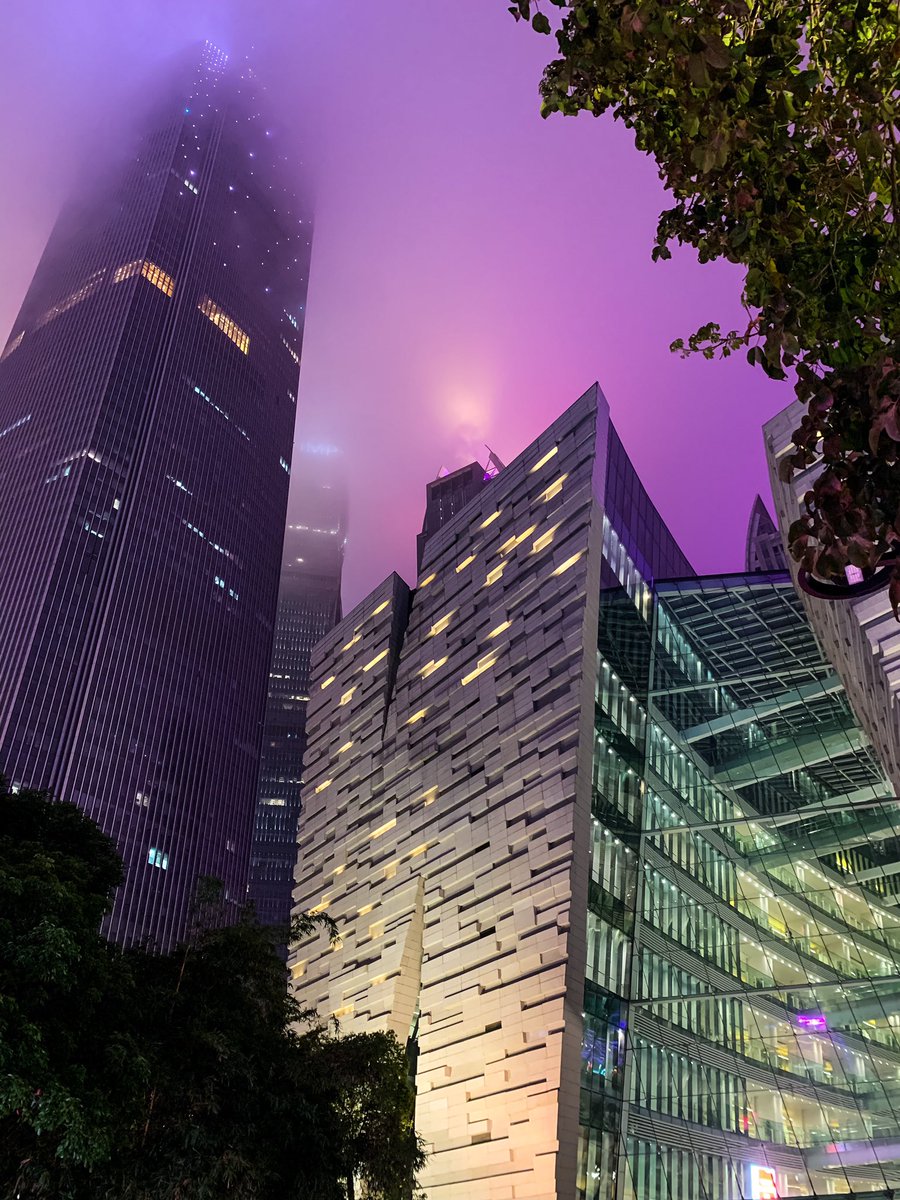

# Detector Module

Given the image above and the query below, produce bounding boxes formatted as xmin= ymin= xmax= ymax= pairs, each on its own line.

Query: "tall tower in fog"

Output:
xmin=250 ymin=446 xmax=346 ymax=936
xmin=0 ymin=43 xmax=311 ymax=949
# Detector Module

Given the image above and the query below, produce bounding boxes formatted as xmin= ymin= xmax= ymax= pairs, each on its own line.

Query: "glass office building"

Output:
xmin=291 ymin=385 xmax=900 ymax=1198
xmin=250 ymin=446 xmax=346 ymax=935
xmin=0 ymin=43 xmax=310 ymax=948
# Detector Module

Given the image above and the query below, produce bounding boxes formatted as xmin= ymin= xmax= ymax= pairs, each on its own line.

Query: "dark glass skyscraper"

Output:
xmin=250 ymin=446 xmax=346 ymax=934
xmin=0 ymin=43 xmax=310 ymax=949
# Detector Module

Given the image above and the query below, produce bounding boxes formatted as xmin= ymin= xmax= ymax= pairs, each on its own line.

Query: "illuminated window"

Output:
xmin=420 ymin=787 xmax=438 ymax=806
xmin=183 ymin=178 xmax=199 ymax=194
xmin=488 ymin=620 xmax=511 ymax=639
xmin=320 ymin=675 xmax=336 ymax=690
xmin=552 ymin=551 xmax=584 ymax=576
xmin=371 ymin=600 xmax=389 ymax=616
xmin=358 ymin=903 xmax=375 ymax=916
xmin=530 ymin=445 xmax=558 ymax=472
xmin=37 ymin=270 xmax=105 ymax=328
xmin=281 ymin=335 xmax=300 ymax=364
xmin=540 ymin=473 xmax=568 ymax=502
xmin=370 ymin=818 xmax=397 ymax=840
xmin=455 ymin=553 xmax=477 ymax=573
xmin=407 ymin=708 xmax=428 ymax=725
xmin=497 ymin=525 xmax=536 ymax=557
xmin=114 ymin=259 xmax=175 ymax=296
xmin=0 ymin=414 xmax=30 ymax=441
xmin=485 ymin=564 xmax=505 ymax=587
xmin=363 ymin=649 xmax=388 ymax=672
xmin=309 ymin=897 xmax=331 ymax=914
xmin=418 ymin=572 xmax=436 ymax=587
xmin=198 ymin=296 xmax=249 ymax=353
xmin=336 ymin=740 xmax=354 ymax=755
xmin=342 ymin=633 xmax=361 ymax=652
xmin=261 ymin=797 xmax=286 ymax=806
xmin=314 ymin=779 xmax=332 ymax=794
xmin=420 ymin=657 xmax=447 ymax=679
xmin=461 ymin=653 xmax=498 ymax=686
xmin=333 ymin=1003 xmax=354 ymax=1019
xmin=532 ymin=524 xmax=560 ymax=554
xmin=279 ymin=456 xmax=290 ymax=473
xmin=409 ymin=842 xmax=430 ymax=859
xmin=428 ymin=610 xmax=455 ymax=637
xmin=339 ymin=688 xmax=356 ymax=706
xmin=147 ymin=846 xmax=169 ymax=870
xmin=480 ymin=510 xmax=501 ymax=529
xmin=0 ymin=332 xmax=24 ymax=361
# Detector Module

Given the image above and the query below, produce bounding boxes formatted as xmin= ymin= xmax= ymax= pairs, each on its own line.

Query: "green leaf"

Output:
xmin=532 ymin=11 xmax=551 ymax=34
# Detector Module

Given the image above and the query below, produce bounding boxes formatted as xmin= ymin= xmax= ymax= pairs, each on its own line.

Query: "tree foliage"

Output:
xmin=0 ymin=784 xmax=424 ymax=1199
xmin=510 ymin=0 xmax=900 ymax=591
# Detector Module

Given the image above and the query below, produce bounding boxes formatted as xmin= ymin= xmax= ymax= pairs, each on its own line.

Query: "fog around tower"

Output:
xmin=0 ymin=0 xmax=786 ymax=610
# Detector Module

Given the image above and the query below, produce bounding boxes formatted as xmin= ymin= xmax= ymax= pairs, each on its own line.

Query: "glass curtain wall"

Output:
xmin=578 ymin=558 xmax=900 ymax=1200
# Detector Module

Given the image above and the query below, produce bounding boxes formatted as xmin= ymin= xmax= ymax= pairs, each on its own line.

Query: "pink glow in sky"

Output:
xmin=0 ymin=0 xmax=786 ymax=607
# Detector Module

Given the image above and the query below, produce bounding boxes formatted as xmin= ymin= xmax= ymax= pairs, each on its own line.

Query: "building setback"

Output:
xmin=250 ymin=446 xmax=346 ymax=935
xmin=292 ymin=384 xmax=900 ymax=1200
xmin=0 ymin=43 xmax=310 ymax=949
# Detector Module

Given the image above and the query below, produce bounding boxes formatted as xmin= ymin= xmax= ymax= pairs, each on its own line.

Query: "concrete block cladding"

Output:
xmin=292 ymin=384 xmax=622 ymax=1199
xmin=0 ymin=41 xmax=312 ymax=950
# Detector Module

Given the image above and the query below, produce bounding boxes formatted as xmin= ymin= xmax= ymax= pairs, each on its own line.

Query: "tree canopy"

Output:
xmin=0 ymin=783 xmax=424 ymax=1199
xmin=511 ymin=0 xmax=900 ymax=594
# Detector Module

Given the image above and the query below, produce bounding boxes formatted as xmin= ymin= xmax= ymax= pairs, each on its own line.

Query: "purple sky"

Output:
xmin=0 ymin=0 xmax=787 ymax=607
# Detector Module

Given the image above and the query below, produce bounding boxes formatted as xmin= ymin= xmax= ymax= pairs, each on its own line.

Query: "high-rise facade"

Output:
xmin=745 ymin=494 xmax=788 ymax=573
xmin=0 ymin=43 xmax=310 ymax=949
xmin=250 ymin=445 xmax=346 ymax=933
xmin=291 ymin=385 xmax=900 ymax=1199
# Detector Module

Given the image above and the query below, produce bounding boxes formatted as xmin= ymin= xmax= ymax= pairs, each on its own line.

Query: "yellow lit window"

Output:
xmin=383 ymin=862 xmax=397 ymax=880
xmin=339 ymin=688 xmax=356 ymax=706
xmin=428 ymin=610 xmax=455 ymax=637
xmin=114 ymin=259 xmax=175 ymax=296
xmin=342 ymin=633 xmax=361 ymax=651
xmin=488 ymin=620 xmax=511 ymax=639
xmin=321 ymin=675 xmax=335 ymax=690
xmin=333 ymin=1003 xmax=355 ymax=1019
xmin=480 ymin=510 xmax=501 ymax=529
xmin=552 ymin=551 xmax=584 ymax=576
xmin=371 ymin=600 xmax=389 ymax=616
xmin=420 ymin=657 xmax=447 ymax=679
xmin=540 ymin=473 xmax=568 ymax=502
xmin=358 ymin=903 xmax=375 ymax=916
xmin=418 ymin=572 xmax=436 ymax=587
xmin=461 ymin=653 xmax=498 ymax=686
xmin=532 ymin=524 xmax=560 ymax=554
xmin=140 ymin=260 xmax=175 ymax=296
xmin=455 ymin=553 xmax=476 ymax=573
xmin=363 ymin=649 xmax=388 ymax=672
xmin=407 ymin=707 xmax=428 ymax=725
xmin=420 ymin=786 xmax=438 ymax=806
xmin=198 ymin=296 xmax=249 ymax=354
xmin=290 ymin=960 xmax=306 ymax=979
xmin=336 ymin=740 xmax=354 ymax=755
xmin=368 ymin=921 xmax=385 ymax=939
xmin=485 ymin=564 xmax=505 ymax=587
xmin=530 ymin=445 xmax=558 ymax=472
xmin=332 ymin=863 xmax=346 ymax=876
xmin=314 ymin=779 xmax=332 ymax=794
xmin=497 ymin=525 xmax=536 ymax=557
xmin=309 ymin=897 xmax=330 ymax=914
xmin=370 ymin=818 xmax=397 ymax=840
xmin=409 ymin=842 xmax=430 ymax=859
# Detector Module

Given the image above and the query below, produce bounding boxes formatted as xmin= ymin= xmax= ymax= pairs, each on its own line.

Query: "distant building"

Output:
xmin=415 ymin=451 xmax=505 ymax=572
xmin=292 ymin=384 xmax=900 ymax=1199
xmin=745 ymin=493 xmax=788 ymax=572
xmin=0 ymin=43 xmax=310 ymax=948
xmin=250 ymin=446 xmax=346 ymax=936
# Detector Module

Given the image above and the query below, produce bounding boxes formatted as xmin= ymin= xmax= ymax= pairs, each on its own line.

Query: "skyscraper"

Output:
xmin=745 ymin=493 xmax=788 ymax=573
xmin=0 ymin=43 xmax=310 ymax=949
xmin=250 ymin=445 xmax=346 ymax=934
xmin=291 ymin=385 xmax=900 ymax=1200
